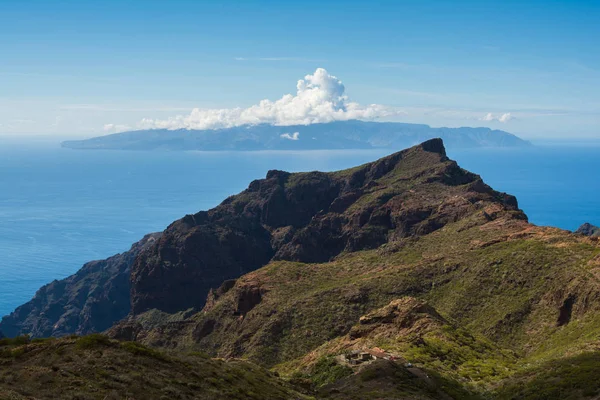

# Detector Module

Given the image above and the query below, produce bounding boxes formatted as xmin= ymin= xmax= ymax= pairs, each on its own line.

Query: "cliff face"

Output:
xmin=130 ymin=138 xmax=525 ymax=315
xmin=0 ymin=233 xmax=160 ymax=338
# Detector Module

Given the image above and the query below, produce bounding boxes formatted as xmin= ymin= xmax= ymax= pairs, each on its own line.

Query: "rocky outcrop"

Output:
xmin=350 ymin=297 xmax=447 ymax=340
xmin=130 ymin=139 xmax=526 ymax=315
xmin=0 ymin=233 xmax=160 ymax=338
xmin=203 ymin=279 xmax=237 ymax=312
xmin=575 ymin=222 xmax=600 ymax=237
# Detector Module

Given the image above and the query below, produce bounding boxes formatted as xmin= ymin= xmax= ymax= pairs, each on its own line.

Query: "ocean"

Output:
xmin=0 ymin=141 xmax=599 ymax=317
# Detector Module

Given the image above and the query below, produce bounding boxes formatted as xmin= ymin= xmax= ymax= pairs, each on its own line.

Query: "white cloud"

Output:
xmin=103 ymin=123 xmax=132 ymax=133
xmin=480 ymin=112 xmax=514 ymax=123
xmin=135 ymin=68 xmax=397 ymax=131
xmin=280 ymin=132 xmax=300 ymax=140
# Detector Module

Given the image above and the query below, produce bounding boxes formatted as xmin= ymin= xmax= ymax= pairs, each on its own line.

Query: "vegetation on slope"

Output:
xmin=0 ymin=334 xmax=309 ymax=400
xmin=495 ymin=352 xmax=600 ymax=400
xmin=4 ymin=139 xmax=600 ymax=399
xmin=117 ymin=207 xmax=600 ymax=398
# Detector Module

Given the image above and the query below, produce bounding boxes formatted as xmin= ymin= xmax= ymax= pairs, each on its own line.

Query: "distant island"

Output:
xmin=62 ymin=120 xmax=531 ymax=151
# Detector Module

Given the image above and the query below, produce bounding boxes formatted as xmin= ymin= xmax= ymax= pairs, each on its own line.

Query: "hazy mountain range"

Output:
xmin=62 ymin=120 xmax=531 ymax=151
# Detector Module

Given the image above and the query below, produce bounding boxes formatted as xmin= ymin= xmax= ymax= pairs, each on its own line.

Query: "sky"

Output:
xmin=1 ymin=0 xmax=599 ymax=140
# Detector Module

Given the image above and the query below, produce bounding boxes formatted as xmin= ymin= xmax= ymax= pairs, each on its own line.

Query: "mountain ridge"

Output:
xmin=127 ymin=138 xmax=525 ymax=315
xmin=3 ymin=139 xmax=600 ymax=399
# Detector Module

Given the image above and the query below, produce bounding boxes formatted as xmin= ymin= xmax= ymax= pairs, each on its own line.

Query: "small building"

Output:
xmin=343 ymin=350 xmax=375 ymax=365
xmin=341 ymin=348 xmax=406 ymax=366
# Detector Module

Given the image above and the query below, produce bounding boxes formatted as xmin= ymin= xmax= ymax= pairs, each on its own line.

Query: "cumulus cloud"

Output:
xmin=480 ymin=112 xmax=513 ymax=123
xmin=103 ymin=123 xmax=132 ymax=133
xmin=280 ymin=132 xmax=300 ymax=140
xmin=136 ymin=68 xmax=397 ymax=131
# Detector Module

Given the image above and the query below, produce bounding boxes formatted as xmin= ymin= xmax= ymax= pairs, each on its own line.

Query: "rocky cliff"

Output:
xmin=130 ymin=138 xmax=525 ymax=315
xmin=576 ymin=222 xmax=600 ymax=237
xmin=0 ymin=233 xmax=160 ymax=338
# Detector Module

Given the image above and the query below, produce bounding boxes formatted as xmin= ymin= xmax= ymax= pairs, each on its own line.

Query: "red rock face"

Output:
xmin=129 ymin=139 xmax=526 ymax=315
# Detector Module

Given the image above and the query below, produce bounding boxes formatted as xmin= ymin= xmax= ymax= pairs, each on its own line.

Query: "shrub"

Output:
xmin=0 ymin=335 xmax=30 ymax=346
xmin=358 ymin=367 xmax=380 ymax=382
xmin=188 ymin=351 xmax=211 ymax=359
xmin=76 ymin=334 xmax=112 ymax=349
xmin=310 ymin=356 xmax=353 ymax=387
xmin=31 ymin=337 xmax=54 ymax=344
xmin=121 ymin=341 xmax=168 ymax=362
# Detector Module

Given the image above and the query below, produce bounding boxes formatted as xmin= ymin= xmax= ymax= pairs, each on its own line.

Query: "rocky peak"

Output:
xmin=575 ymin=222 xmax=600 ymax=237
xmin=419 ymin=137 xmax=447 ymax=156
xmin=203 ymin=279 xmax=237 ymax=312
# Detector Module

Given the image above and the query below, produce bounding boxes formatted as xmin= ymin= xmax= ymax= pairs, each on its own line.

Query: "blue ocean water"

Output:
xmin=0 ymin=141 xmax=599 ymax=317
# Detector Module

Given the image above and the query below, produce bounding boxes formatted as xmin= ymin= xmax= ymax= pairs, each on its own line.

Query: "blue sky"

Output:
xmin=1 ymin=0 xmax=599 ymax=139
